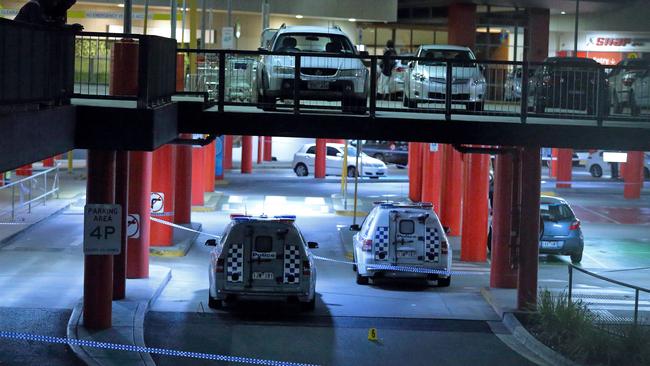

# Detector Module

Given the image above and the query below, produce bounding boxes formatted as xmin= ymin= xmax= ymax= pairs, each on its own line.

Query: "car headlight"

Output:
xmin=338 ymin=69 xmax=364 ymax=77
xmin=412 ymin=72 xmax=426 ymax=82
xmin=273 ymin=66 xmax=294 ymax=74
xmin=472 ymin=78 xmax=486 ymax=86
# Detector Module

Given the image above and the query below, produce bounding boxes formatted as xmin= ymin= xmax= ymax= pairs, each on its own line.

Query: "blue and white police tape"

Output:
xmin=0 ymin=331 xmax=319 ymax=366
xmin=312 ymin=255 xmax=485 ymax=276
xmin=150 ymin=217 xmax=221 ymax=240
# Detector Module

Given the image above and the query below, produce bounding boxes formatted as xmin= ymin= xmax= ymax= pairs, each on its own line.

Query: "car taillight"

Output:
xmin=302 ymin=260 xmax=311 ymax=276
xmin=395 ymin=67 xmax=405 ymax=73
xmin=362 ymin=239 xmax=373 ymax=252
xmin=441 ymin=241 xmax=448 ymax=255
xmin=216 ymin=258 xmax=225 ymax=273
xmin=569 ymin=220 xmax=581 ymax=231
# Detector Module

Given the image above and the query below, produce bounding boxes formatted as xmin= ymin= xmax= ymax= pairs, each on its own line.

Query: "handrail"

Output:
xmin=0 ymin=164 xmax=60 ymax=222
xmin=0 ymin=165 xmax=60 ymax=190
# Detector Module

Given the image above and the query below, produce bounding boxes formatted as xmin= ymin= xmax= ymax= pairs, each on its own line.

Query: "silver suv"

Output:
xmin=257 ymin=25 xmax=369 ymax=114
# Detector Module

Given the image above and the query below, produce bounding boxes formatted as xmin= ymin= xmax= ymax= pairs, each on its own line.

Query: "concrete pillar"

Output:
xmin=176 ymin=53 xmax=185 ymax=91
xmin=527 ymin=8 xmax=550 ymax=63
xmin=204 ymin=141 xmax=215 ymax=192
xmin=408 ymin=142 xmax=423 ymax=202
xmin=440 ymin=145 xmax=463 ymax=235
xmin=624 ymin=151 xmax=644 ymax=199
xmin=421 ymin=144 xmax=443 ymax=213
xmin=191 ymin=146 xmax=205 ymax=205
xmin=241 ymin=136 xmax=253 ymax=174
xmin=127 ymin=152 xmax=151 ymax=279
xmin=112 ymin=151 xmax=129 ymax=300
xmin=490 ymin=153 xmax=518 ymax=288
xmin=448 ymin=3 xmax=476 ymax=48
xmin=315 ymin=139 xmax=326 ymax=179
xmin=257 ymin=136 xmax=263 ymax=164
xmin=109 ymin=40 xmax=138 ymax=95
xmin=150 ymin=145 xmax=176 ymax=246
xmin=175 ymin=135 xmax=192 ymax=224
xmin=550 ymin=148 xmax=558 ymax=178
xmin=16 ymin=165 xmax=32 ymax=176
xmin=556 ymin=148 xmax=573 ymax=189
xmin=517 ymin=147 xmax=541 ymax=310
xmin=84 ymin=150 xmax=116 ymax=329
xmin=460 ymin=153 xmax=490 ymax=262
xmin=263 ymin=136 xmax=272 ymax=161
xmin=223 ymin=135 xmax=233 ymax=170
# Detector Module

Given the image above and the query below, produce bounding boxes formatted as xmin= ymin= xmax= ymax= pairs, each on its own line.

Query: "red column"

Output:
xmin=440 ymin=145 xmax=464 ymax=235
xmin=175 ymin=135 xmax=192 ymax=224
xmin=127 ymin=152 xmax=151 ymax=279
xmin=315 ymin=139 xmax=326 ymax=179
xmin=460 ymin=153 xmax=490 ymax=262
xmin=408 ymin=142 xmax=423 ymax=202
xmin=16 ymin=165 xmax=32 ymax=176
xmin=84 ymin=150 xmax=116 ymax=329
xmin=257 ymin=136 xmax=263 ymax=164
xmin=176 ymin=53 xmax=185 ymax=91
xmin=421 ymin=144 xmax=443 ymax=213
xmin=223 ymin=135 xmax=233 ymax=170
xmin=241 ymin=136 xmax=253 ymax=174
xmin=109 ymin=40 xmax=138 ymax=95
xmin=43 ymin=157 xmax=55 ymax=167
xmin=150 ymin=145 xmax=176 ymax=246
xmin=113 ymin=151 xmax=129 ymax=300
xmin=518 ymin=147 xmax=541 ymax=310
xmin=624 ymin=151 xmax=644 ymax=199
xmin=490 ymin=153 xmax=518 ymax=288
xmin=550 ymin=148 xmax=558 ymax=178
xmin=263 ymin=136 xmax=273 ymax=161
xmin=448 ymin=3 xmax=476 ymax=48
xmin=527 ymin=8 xmax=551 ymax=63
xmin=556 ymin=148 xmax=573 ymax=189
xmin=204 ymin=141 xmax=215 ymax=192
xmin=191 ymin=146 xmax=205 ymax=205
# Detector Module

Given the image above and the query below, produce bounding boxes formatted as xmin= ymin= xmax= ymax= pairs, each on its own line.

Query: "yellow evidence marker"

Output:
xmin=367 ymin=328 xmax=378 ymax=341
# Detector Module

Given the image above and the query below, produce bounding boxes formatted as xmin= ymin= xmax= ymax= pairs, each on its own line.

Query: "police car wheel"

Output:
xmin=356 ymin=273 xmax=369 ymax=285
xmin=300 ymin=297 xmax=316 ymax=311
xmin=208 ymin=295 xmax=222 ymax=309
xmin=437 ymin=277 xmax=451 ymax=287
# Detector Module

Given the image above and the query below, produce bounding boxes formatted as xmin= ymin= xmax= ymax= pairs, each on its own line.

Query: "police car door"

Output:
xmin=389 ymin=210 xmax=425 ymax=265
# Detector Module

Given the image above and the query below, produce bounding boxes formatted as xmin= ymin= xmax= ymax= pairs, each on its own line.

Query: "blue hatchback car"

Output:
xmin=539 ymin=196 xmax=584 ymax=263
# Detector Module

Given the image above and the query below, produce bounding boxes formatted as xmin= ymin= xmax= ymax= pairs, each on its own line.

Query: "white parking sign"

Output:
xmin=84 ymin=204 xmax=122 ymax=255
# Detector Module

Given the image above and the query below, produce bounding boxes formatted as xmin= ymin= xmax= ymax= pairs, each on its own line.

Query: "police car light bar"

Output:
xmin=273 ymin=215 xmax=297 ymax=222
xmin=230 ymin=214 xmax=252 ymax=221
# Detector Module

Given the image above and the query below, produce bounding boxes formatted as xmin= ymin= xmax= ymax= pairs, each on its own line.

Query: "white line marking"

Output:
xmin=575 ymin=204 xmax=622 ymax=225
xmin=583 ymin=252 xmax=608 ymax=268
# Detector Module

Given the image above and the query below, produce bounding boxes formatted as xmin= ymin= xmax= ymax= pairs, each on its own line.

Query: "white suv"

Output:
xmin=351 ymin=202 xmax=452 ymax=286
xmin=257 ymin=25 xmax=369 ymax=113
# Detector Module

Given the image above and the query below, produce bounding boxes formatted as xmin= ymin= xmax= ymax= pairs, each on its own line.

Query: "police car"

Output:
xmin=351 ymin=202 xmax=452 ymax=286
xmin=206 ymin=214 xmax=318 ymax=310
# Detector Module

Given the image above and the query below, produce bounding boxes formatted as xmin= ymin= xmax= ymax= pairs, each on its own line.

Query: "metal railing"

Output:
xmin=73 ymin=32 xmax=176 ymax=108
xmin=568 ymin=264 xmax=649 ymax=326
xmin=0 ymin=18 xmax=75 ymax=106
xmin=0 ymin=165 xmax=60 ymax=222
xmin=176 ymin=48 xmax=650 ymax=124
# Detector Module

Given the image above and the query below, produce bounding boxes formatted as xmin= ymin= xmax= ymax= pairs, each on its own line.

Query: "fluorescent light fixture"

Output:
xmin=603 ymin=152 xmax=628 ymax=163
xmin=561 ymin=11 xmax=566 ymax=15
xmin=295 ymin=14 xmax=303 ymax=19
xmin=117 ymin=3 xmax=125 ymax=7
xmin=348 ymin=18 xmax=356 ymax=22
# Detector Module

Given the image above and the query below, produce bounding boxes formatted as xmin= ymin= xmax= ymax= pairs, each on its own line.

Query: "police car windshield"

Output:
xmin=273 ymin=33 xmax=355 ymax=54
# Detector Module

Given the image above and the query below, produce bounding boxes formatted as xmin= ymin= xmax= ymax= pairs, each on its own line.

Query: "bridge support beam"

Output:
xmin=421 ymin=143 xmax=442 ymax=213
xmin=624 ymin=151 xmax=644 ymax=199
xmin=113 ymin=151 xmax=129 ymax=300
xmin=517 ymin=147 xmax=541 ymax=310
xmin=315 ymin=139 xmax=326 ymax=179
xmin=408 ymin=142 xmax=423 ymax=202
xmin=241 ymin=136 xmax=253 ymax=174
xmin=263 ymin=136 xmax=272 ymax=161
xmin=224 ymin=135 xmax=233 ymax=170
xmin=490 ymin=153 xmax=518 ymax=288
xmin=175 ymin=134 xmax=192 ymax=224
xmin=460 ymin=152 xmax=489 ymax=262
xmin=204 ymin=140 xmax=215 ymax=192
xmin=556 ymin=148 xmax=573 ymax=188
xmin=441 ymin=145 xmax=463 ymax=235
xmin=84 ymin=149 xmax=116 ymax=329
xmin=191 ymin=145 xmax=205 ymax=205
xmin=151 ymin=145 xmax=176 ymax=246
xmin=127 ymin=152 xmax=151 ymax=278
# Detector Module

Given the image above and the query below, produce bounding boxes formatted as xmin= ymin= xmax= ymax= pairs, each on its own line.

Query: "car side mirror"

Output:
xmin=408 ymin=61 xmax=414 ymax=69
xmin=308 ymin=241 xmax=319 ymax=249
xmin=443 ymin=226 xmax=451 ymax=235
xmin=336 ymin=152 xmax=343 ymax=157
xmin=205 ymin=239 xmax=217 ymax=246
xmin=350 ymin=224 xmax=361 ymax=231
xmin=359 ymin=51 xmax=369 ymax=57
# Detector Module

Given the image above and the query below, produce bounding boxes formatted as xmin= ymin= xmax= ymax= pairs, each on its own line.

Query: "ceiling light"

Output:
xmin=561 ymin=11 xmax=566 ymax=15
xmin=348 ymin=18 xmax=356 ymax=22
xmin=117 ymin=3 xmax=124 ymax=7
xmin=295 ymin=14 xmax=303 ymax=19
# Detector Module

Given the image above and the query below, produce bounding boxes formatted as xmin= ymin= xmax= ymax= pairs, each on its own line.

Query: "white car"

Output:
xmin=206 ymin=214 xmax=318 ymax=310
xmin=351 ymin=202 xmax=452 ymax=286
xmin=292 ymin=143 xmax=388 ymax=178
xmin=403 ymin=45 xmax=486 ymax=111
xmin=257 ymin=25 xmax=369 ymax=113
xmin=586 ymin=150 xmax=650 ymax=178
xmin=377 ymin=55 xmax=411 ymax=99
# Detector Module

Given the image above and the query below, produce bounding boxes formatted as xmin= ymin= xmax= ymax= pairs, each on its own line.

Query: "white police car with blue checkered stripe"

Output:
xmin=206 ymin=214 xmax=318 ymax=310
xmin=351 ymin=202 xmax=452 ymax=286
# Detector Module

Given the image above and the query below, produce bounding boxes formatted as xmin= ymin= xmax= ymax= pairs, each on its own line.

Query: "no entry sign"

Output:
xmin=83 ymin=204 xmax=122 ymax=255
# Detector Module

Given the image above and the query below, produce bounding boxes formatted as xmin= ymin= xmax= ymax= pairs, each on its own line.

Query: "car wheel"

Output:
xmin=294 ymin=163 xmax=308 ymax=177
xmin=208 ymin=295 xmax=222 ymax=309
xmin=535 ymin=100 xmax=546 ymax=114
xmin=589 ymin=164 xmax=603 ymax=178
xmin=403 ymin=94 xmax=417 ymax=108
xmin=613 ymin=93 xmax=623 ymax=114
xmin=437 ymin=277 xmax=451 ymax=287
xmin=373 ymin=153 xmax=385 ymax=162
xmin=354 ymin=97 xmax=368 ymax=114
xmin=570 ymin=251 xmax=583 ymax=264
xmin=356 ymin=273 xmax=369 ymax=285
xmin=300 ymin=297 xmax=316 ymax=311
xmin=347 ymin=166 xmax=357 ymax=178
xmin=467 ymin=102 xmax=484 ymax=112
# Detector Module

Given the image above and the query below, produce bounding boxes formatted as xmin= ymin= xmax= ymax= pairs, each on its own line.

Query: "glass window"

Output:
xmin=254 ymin=236 xmax=273 ymax=252
xmin=327 ymin=147 xmax=340 ymax=157
xmin=412 ymin=30 xmax=434 ymax=46
xmin=306 ymin=146 xmax=316 ymax=154
xmin=376 ymin=28 xmax=392 ymax=47
xmin=361 ymin=27 xmax=375 ymax=45
xmin=395 ymin=29 xmax=410 ymax=48
xmin=418 ymin=49 xmax=475 ymax=65
xmin=435 ymin=31 xmax=448 ymax=45
xmin=273 ymin=33 xmax=355 ymax=54
xmin=399 ymin=220 xmax=415 ymax=234
xmin=540 ymin=204 xmax=575 ymax=221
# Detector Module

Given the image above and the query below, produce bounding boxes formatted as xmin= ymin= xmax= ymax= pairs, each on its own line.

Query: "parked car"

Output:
xmin=206 ymin=214 xmax=318 ymax=310
xmin=353 ymin=140 xmax=408 ymax=166
xmin=607 ymin=58 xmax=649 ymax=113
xmin=539 ymin=196 xmax=584 ymax=263
xmin=377 ymin=54 xmax=412 ymax=100
xmin=257 ymin=24 xmax=369 ymax=113
xmin=351 ymin=201 xmax=452 ymax=286
xmin=630 ymin=68 xmax=650 ymax=116
xmin=586 ymin=150 xmax=650 ymax=178
xmin=504 ymin=67 xmax=536 ymax=101
xmin=292 ymin=143 xmax=388 ymax=178
xmin=540 ymin=148 xmax=582 ymax=167
xmin=403 ymin=45 xmax=486 ymax=111
xmin=528 ymin=57 xmax=609 ymax=115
